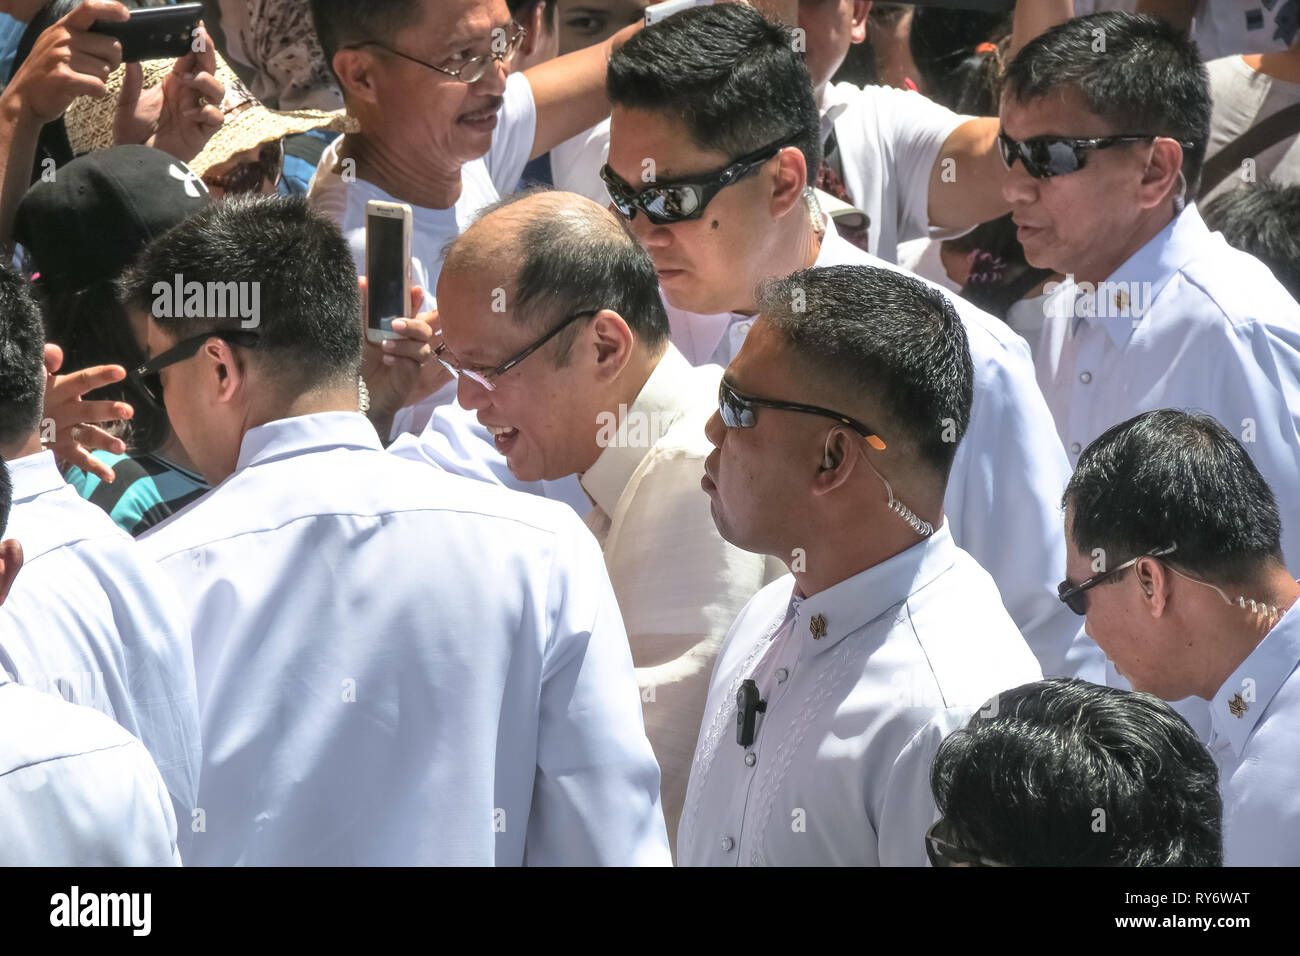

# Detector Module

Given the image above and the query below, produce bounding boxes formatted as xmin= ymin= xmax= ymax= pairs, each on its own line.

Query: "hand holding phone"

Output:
xmin=90 ymin=2 xmax=203 ymax=63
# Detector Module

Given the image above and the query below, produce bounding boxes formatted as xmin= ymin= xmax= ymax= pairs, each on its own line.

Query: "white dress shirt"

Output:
xmin=0 ymin=679 xmax=180 ymax=866
xmin=392 ymin=348 xmax=784 ymax=848
xmin=0 ymin=450 xmax=200 ymax=828
xmin=1206 ymin=599 xmax=1300 ymax=866
xmin=140 ymin=411 xmax=669 ymax=866
xmin=820 ymin=81 xmax=971 ymax=263
xmin=678 ymin=522 xmax=1043 ymax=866
xmin=665 ymin=219 xmax=1098 ymax=682
xmin=1037 ymin=204 xmax=1300 ymax=567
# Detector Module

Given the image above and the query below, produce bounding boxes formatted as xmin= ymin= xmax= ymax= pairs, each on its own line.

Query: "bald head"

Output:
xmin=440 ymin=188 xmax=670 ymax=349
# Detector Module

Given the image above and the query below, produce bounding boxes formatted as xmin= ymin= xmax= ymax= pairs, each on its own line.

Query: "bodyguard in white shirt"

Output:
xmin=604 ymin=7 xmax=1093 ymax=681
xmin=125 ymin=195 xmax=669 ymax=866
xmin=0 ymin=461 xmax=180 ymax=867
xmin=680 ymin=265 xmax=1041 ymax=866
xmin=398 ymin=190 xmax=781 ymax=850
xmin=1060 ymin=410 xmax=1300 ymax=866
xmin=0 ymin=266 xmax=200 ymax=834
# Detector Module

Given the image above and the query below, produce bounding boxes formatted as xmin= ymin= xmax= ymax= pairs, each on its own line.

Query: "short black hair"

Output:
xmin=931 ymin=678 xmax=1223 ymax=867
xmin=0 ymin=263 xmax=48 ymax=450
xmin=1202 ymin=183 xmax=1300 ymax=302
xmin=119 ymin=195 xmax=363 ymax=395
xmin=1065 ymin=409 xmax=1284 ymax=587
xmin=309 ymin=0 xmax=426 ymax=78
xmin=1003 ymin=11 xmax=1211 ymax=195
xmin=606 ymin=3 xmax=822 ymax=186
xmin=757 ymin=265 xmax=973 ymax=479
xmin=447 ymin=189 xmax=670 ymax=362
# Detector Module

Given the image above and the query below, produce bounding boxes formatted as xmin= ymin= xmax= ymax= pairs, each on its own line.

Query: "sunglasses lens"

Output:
xmin=719 ymin=384 xmax=754 ymax=428
xmin=1058 ymin=581 xmax=1088 ymax=615
xmin=1043 ymin=140 xmax=1083 ymax=177
xmin=642 ymin=186 xmax=700 ymax=224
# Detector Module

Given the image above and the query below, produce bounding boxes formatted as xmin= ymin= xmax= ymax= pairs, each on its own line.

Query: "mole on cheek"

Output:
xmin=711 ymin=220 xmax=719 ymax=230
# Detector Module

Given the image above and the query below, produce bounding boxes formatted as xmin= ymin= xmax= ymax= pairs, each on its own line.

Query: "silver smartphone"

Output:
xmin=365 ymin=200 xmax=412 ymax=344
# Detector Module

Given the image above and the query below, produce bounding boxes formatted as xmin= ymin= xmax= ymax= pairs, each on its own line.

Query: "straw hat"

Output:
xmin=63 ymin=51 xmax=349 ymax=177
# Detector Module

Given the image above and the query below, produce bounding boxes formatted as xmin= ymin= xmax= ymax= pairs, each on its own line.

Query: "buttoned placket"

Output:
xmin=715 ymin=602 xmax=804 ymax=863
xmin=1065 ymin=293 xmax=1107 ymax=462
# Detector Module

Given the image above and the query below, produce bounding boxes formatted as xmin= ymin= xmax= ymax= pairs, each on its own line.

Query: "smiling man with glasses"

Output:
xmin=307 ymin=0 xmax=647 ymax=439
xmin=679 ymin=264 xmax=1041 ymax=867
xmin=1062 ymin=409 xmax=1300 ymax=866
xmin=393 ymin=190 xmax=783 ymax=852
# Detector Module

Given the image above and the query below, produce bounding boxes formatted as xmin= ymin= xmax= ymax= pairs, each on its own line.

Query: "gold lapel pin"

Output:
xmin=810 ymin=614 xmax=827 ymax=639
xmin=1228 ymin=693 xmax=1247 ymax=718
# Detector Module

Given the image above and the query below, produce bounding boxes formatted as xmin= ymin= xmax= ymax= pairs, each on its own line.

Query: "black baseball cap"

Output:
xmin=14 ymin=145 xmax=212 ymax=292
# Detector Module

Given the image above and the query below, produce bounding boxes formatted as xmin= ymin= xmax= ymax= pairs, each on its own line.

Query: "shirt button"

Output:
xmin=775 ymin=667 xmax=789 ymax=683
xmin=1070 ymin=442 xmax=1081 ymax=455
xmin=1079 ymin=371 xmax=1092 ymax=384
xmin=744 ymin=752 xmax=757 ymax=767
xmin=721 ymin=836 xmax=735 ymax=852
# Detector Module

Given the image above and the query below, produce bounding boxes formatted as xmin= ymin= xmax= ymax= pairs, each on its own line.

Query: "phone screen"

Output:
xmin=367 ymin=214 xmax=407 ymax=334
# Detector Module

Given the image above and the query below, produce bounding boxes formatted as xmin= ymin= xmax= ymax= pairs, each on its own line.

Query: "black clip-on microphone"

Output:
xmin=736 ymin=679 xmax=766 ymax=748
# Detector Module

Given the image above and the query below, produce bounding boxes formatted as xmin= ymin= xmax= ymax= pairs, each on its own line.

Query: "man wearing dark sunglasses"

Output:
xmin=605 ymin=3 xmax=1097 ymax=685
xmin=393 ymin=190 xmax=782 ymax=852
xmin=1002 ymin=12 xmax=1300 ymax=540
xmin=1061 ymin=409 xmax=1300 ymax=866
xmin=680 ymin=264 xmax=1041 ymax=866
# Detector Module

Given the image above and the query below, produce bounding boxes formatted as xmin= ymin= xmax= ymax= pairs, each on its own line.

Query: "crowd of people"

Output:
xmin=0 ymin=0 xmax=1297 ymax=868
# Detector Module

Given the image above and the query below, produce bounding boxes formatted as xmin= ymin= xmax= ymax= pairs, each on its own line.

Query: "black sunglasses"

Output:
xmin=1057 ymin=543 xmax=1177 ymax=615
xmin=718 ymin=378 xmax=887 ymax=450
xmin=925 ymin=820 xmax=1005 ymax=868
xmin=997 ymin=131 xmax=1194 ymax=179
xmin=130 ymin=329 xmax=261 ymax=408
xmin=600 ymin=130 xmax=803 ymax=225
xmin=433 ymin=309 xmax=598 ymax=391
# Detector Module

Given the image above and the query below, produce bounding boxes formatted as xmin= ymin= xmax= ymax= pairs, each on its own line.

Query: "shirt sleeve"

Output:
xmin=524 ymin=516 xmax=673 ymax=866
xmin=483 ymin=71 xmax=539 ymax=196
xmin=866 ymin=85 xmax=969 ymax=245
xmin=550 ymin=118 xmax=612 ymax=205
xmin=876 ymin=712 xmax=967 ymax=867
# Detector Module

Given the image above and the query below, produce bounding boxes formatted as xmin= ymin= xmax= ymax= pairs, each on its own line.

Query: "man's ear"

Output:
xmin=812 ymin=428 xmax=855 ymax=497
xmin=770 ymin=146 xmax=809 ymax=220
xmin=1137 ymin=138 xmax=1185 ymax=210
xmin=589 ymin=309 xmax=635 ymax=383
xmin=202 ymin=339 xmax=248 ymax=405
xmin=332 ymin=48 xmax=383 ymax=107
xmin=0 ymin=539 xmax=23 ymax=606
xmin=851 ymin=1 xmax=872 ymax=44
xmin=1134 ymin=556 xmax=1170 ymax=618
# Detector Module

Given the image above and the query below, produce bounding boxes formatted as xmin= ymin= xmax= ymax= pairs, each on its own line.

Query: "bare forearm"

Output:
xmin=928 ymin=117 xmax=1009 ymax=229
xmin=1010 ymin=0 xmax=1073 ymax=57
xmin=525 ymin=19 xmax=643 ymax=159
xmin=0 ymin=91 xmax=41 ymax=256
